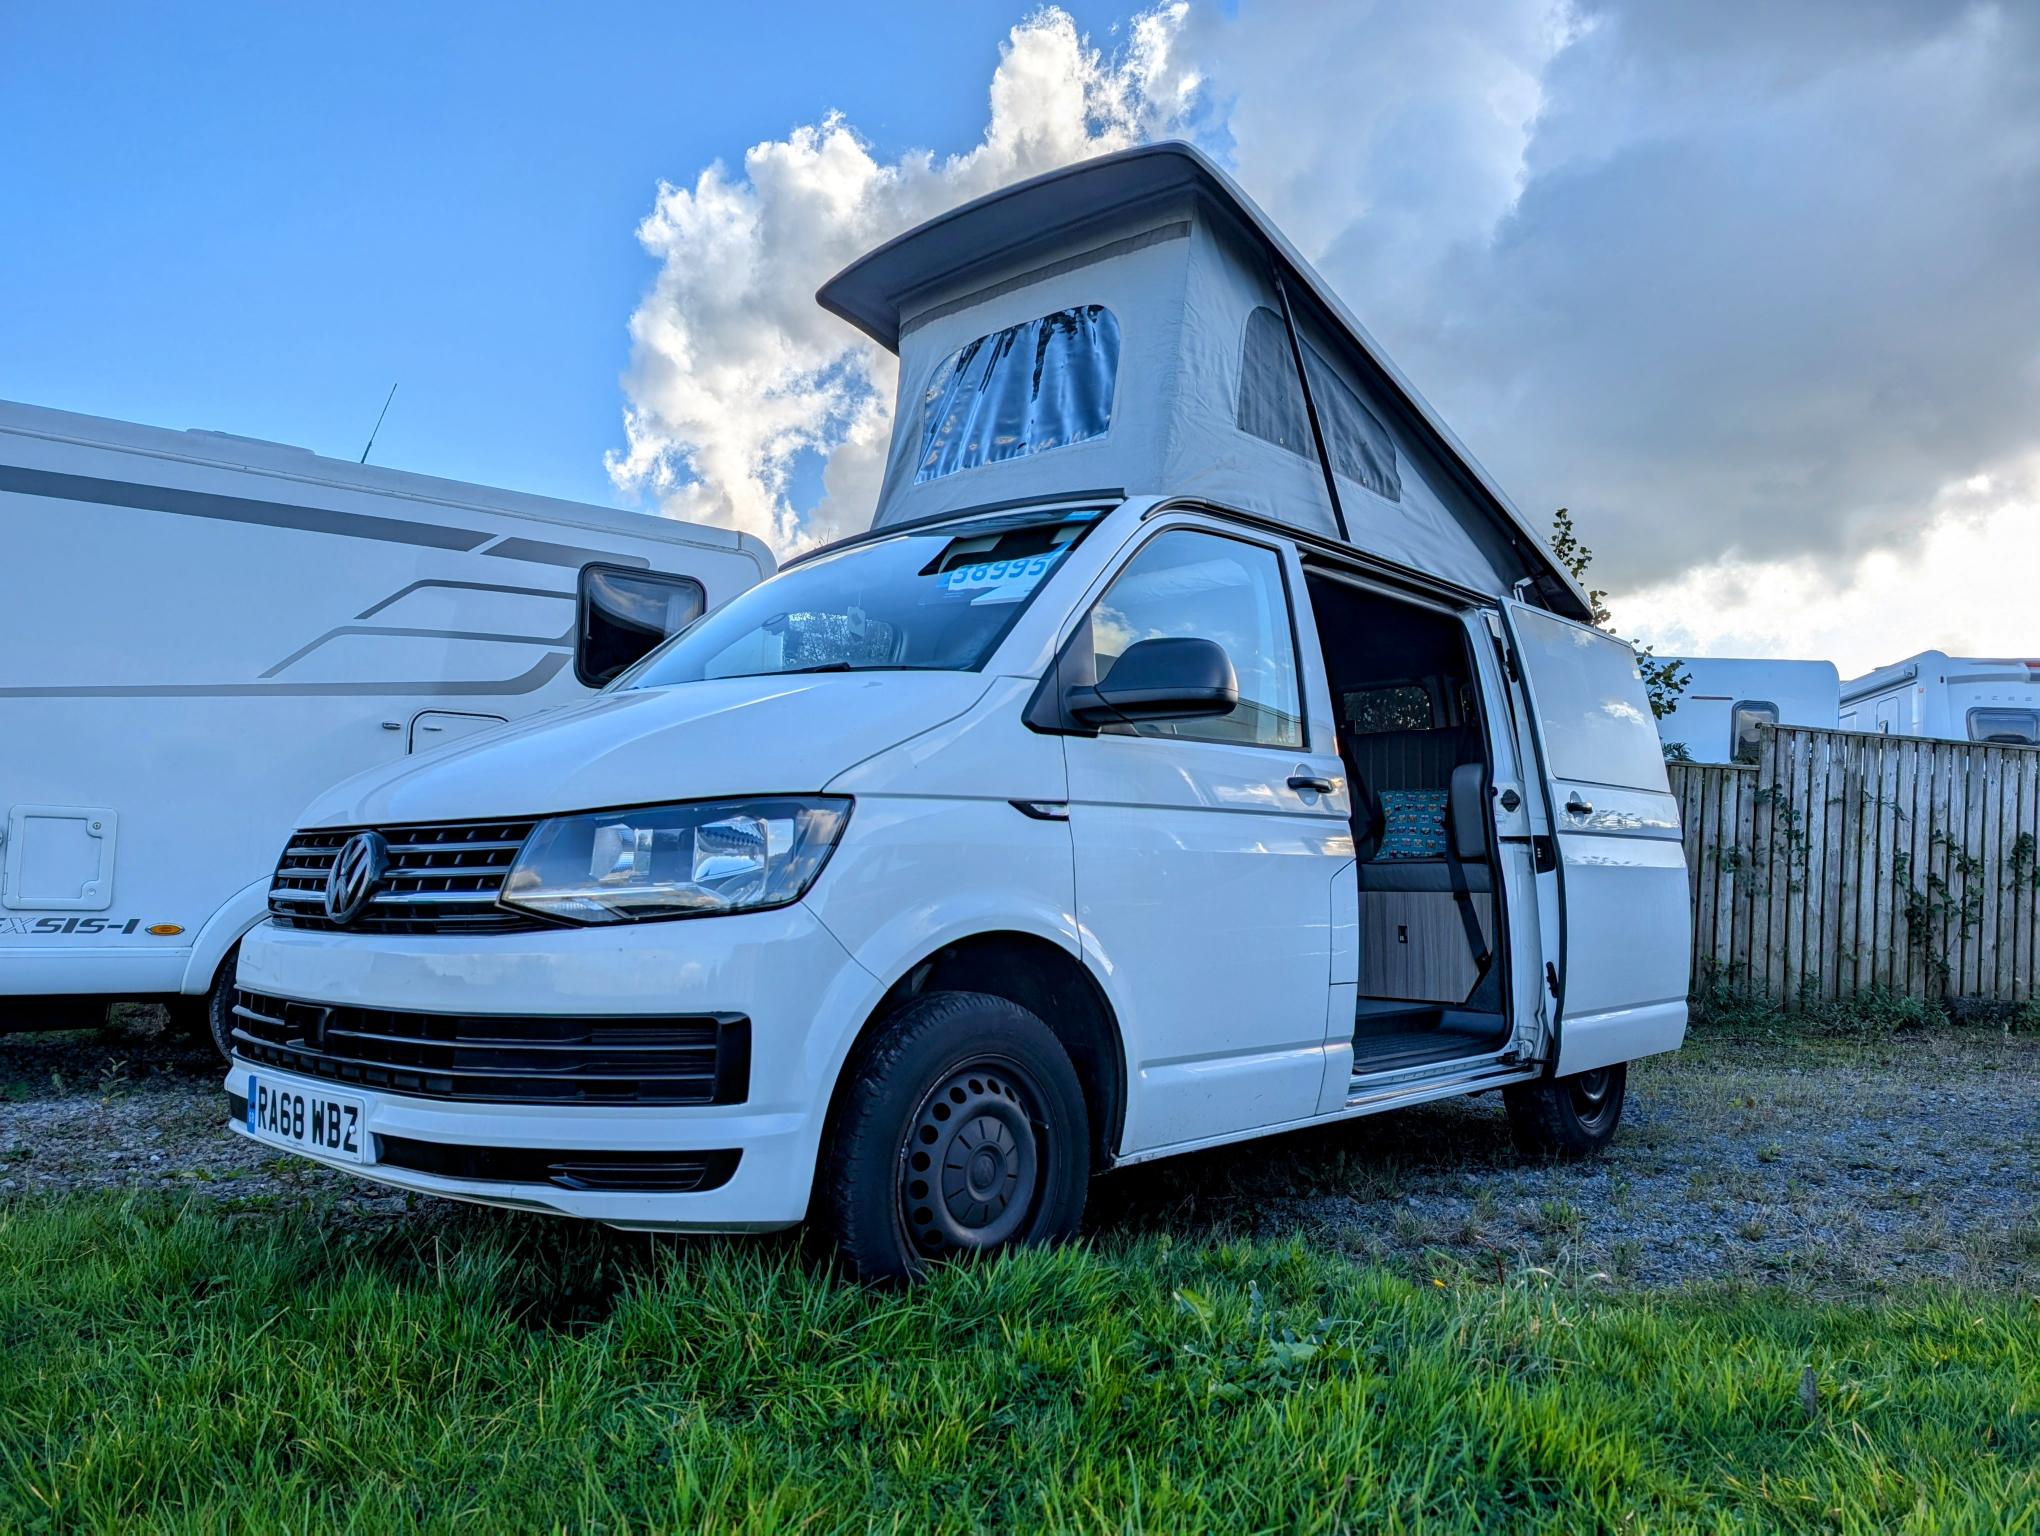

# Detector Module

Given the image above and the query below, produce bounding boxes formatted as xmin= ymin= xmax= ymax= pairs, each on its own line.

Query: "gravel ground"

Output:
xmin=3 ymin=1007 xmax=2034 ymax=1294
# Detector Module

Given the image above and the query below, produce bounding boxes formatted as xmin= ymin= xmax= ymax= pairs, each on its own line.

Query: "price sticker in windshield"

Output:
xmin=940 ymin=550 xmax=1066 ymax=604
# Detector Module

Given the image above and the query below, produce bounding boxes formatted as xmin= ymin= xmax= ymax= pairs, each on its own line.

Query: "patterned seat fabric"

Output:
xmin=1377 ymin=789 xmax=1450 ymax=859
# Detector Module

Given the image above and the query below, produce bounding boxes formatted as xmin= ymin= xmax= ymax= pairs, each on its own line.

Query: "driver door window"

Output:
xmin=1077 ymin=529 xmax=1302 ymax=749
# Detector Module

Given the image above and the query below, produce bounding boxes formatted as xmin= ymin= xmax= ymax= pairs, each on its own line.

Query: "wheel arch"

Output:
xmin=178 ymin=877 xmax=270 ymax=995
xmin=824 ymin=930 xmax=1128 ymax=1170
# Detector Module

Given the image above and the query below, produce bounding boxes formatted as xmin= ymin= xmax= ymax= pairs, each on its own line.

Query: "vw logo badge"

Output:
xmin=324 ymin=830 xmax=389 ymax=926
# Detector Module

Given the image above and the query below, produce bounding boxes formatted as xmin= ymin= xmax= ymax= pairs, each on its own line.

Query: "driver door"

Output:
xmin=1059 ymin=525 xmax=1349 ymax=1152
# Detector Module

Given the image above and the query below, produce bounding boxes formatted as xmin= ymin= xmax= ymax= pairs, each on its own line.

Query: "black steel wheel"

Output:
xmin=1503 ymin=1060 xmax=1628 ymax=1158
xmin=900 ymin=1060 xmax=1045 ymax=1255
xmin=821 ymin=990 xmax=1090 ymax=1283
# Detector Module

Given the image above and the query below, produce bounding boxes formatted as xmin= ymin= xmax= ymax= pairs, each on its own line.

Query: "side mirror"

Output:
xmin=1064 ymin=636 xmax=1238 ymax=726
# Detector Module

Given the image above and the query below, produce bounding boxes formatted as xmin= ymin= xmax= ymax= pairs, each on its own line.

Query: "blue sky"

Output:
xmin=0 ymin=0 xmax=1127 ymax=506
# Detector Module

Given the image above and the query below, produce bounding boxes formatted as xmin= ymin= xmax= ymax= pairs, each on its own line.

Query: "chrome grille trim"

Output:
xmin=266 ymin=818 xmax=542 ymax=934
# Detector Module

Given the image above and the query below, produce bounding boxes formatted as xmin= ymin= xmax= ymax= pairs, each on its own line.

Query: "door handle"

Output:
xmin=1287 ymin=774 xmax=1335 ymax=795
xmin=1565 ymin=793 xmax=1593 ymax=817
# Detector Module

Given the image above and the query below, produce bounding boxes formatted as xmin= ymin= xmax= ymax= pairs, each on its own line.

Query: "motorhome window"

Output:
xmin=915 ymin=306 xmax=1119 ymax=484
xmin=1342 ymin=683 xmax=1434 ymax=734
xmin=613 ymin=516 xmax=1093 ymax=688
xmin=1968 ymin=707 xmax=2039 ymax=745
xmin=1730 ymin=699 xmax=1777 ymax=764
xmin=576 ymin=567 xmax=706 ymax=687
xmin=1235 ymin=306 xmax=1402 ymax=502
xmin=1079 ymin=529 xmax=1303 ymax=750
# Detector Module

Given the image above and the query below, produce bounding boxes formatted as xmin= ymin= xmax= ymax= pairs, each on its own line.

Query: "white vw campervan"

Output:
xmin=226 ymin=146 xmax=1690 ymax=1279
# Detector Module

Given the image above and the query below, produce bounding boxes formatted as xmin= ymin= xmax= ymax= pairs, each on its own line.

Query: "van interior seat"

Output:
xmin=1343 ymin=725 xmax=1485 ymax=881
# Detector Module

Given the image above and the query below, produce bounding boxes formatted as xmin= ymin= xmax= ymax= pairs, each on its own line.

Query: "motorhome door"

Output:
xmin=1500 ymin=603 xmax=1689 ymax=1075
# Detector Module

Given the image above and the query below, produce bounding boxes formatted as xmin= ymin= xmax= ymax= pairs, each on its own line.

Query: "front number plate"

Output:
xmin=245 ymin=1075 xmax=370 ymax=1164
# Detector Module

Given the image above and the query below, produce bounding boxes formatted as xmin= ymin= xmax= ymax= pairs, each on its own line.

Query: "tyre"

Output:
xmin=1504 ymin=1062 xmax=1627 ymax=1159
xmin=168 ymin=948 xmax=239 ymax=1062
xmin=820 ymin=990 xmax=1091 ymax=1283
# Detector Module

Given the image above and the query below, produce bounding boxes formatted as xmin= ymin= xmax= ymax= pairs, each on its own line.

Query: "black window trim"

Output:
xmin=1026 ymin=520 xmax=1310 ymax=752
xmin=574 ymin=562 xmax=707 ymax=689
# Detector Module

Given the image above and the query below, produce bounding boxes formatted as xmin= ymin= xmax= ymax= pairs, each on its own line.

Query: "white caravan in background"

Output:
xmin=1840 ymin=651 xmax=2040 ymax=745
xmin=0 ymin=400 xmax=771 ymax=1047
xmin=1657 ymin=658 xmax=1840 ymax=763
xmin=225 ymin=144 xmax=1690 ymax=1281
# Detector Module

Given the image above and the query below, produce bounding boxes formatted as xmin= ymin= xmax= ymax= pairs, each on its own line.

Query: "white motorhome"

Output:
xmin=1657 ymin=658 xmax=1840 ymax=763
xmin=0 ymin=400 xmax=771 ymax=1048
xmin=226 ymin=145 xmax=1690 ymax=1280
xmin=1840 ymin=651 xmax=2040 ymax=745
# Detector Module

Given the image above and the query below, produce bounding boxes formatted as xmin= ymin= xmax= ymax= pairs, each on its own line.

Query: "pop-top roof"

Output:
xmin=818 ymin=142 xmax=1589 ymax=620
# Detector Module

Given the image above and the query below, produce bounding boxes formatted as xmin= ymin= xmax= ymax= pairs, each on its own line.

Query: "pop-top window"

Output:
xmin=1236 ymin=306 xmax=1401 ymax=503
xmin=916 ymin=306 xmax=1119 ymax=483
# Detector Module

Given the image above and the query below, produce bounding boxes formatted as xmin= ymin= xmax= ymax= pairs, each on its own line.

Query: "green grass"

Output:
xmin=2 ymin=1198 xmax=2034 ymax=1532
xmin=1688 ymin=979 xmax=2040 ymax=1041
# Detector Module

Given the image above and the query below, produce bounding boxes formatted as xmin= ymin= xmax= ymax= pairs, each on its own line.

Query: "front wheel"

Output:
xmin=819 ymin=990 xmax=1090 ymax=1283
xmin=168 ymin=947 xmax=239 ymax=1062
xmin=1503 ymin=1062 xmax=1627 ymax=1158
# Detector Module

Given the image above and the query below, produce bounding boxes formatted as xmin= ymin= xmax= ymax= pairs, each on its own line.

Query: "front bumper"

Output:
xmin=229 ymin=902 xmax=886 ymax=1229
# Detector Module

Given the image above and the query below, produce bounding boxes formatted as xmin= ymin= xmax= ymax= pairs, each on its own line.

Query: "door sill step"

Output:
xmin=1344 ymin=1050 xmax=1534 ymax=1108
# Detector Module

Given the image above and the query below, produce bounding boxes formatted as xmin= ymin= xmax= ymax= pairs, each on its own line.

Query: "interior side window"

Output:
xmin=1730 ymin=699 xmax=1777 ymax=763
xmin=1341 ymin=682 xmax=1435 ymax=733
xmin=1080 ymin=529 xmax=1302 ymax=749
xmin=577 ymin=566 xmax=706 ymax=687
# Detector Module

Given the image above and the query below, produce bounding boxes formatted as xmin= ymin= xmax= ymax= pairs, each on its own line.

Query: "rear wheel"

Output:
xmin=1503 ymin=1062 xmax=1627 ymax=1158
xmin=820 ymin=990 xmax=1090 ymax=1283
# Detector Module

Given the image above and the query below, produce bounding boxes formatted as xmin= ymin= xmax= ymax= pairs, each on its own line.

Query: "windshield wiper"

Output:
xmin=774 ymin=661 xmax=862 ymax=675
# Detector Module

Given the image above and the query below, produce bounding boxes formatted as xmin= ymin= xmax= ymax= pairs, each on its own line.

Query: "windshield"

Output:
xmin=614 ymin=512 xmax=1100 ymax=689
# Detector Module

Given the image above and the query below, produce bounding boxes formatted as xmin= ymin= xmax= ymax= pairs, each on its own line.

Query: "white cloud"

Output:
xmin=610 ymin=0 xmax=2038 ymax=674
xmin=607 ymin=5 xmax=1200 ymax=554
xmin=1616 ymin=455 xmax=2040 ymax=676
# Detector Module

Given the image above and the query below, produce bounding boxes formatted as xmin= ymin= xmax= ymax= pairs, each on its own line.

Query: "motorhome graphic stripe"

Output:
xmin=0 ymin=464 xmax=492 ymax=552
xmin=482 ymin=536 xmax=650 ymax=569
xmin=0 ymin=651 xmax=572 ymax=700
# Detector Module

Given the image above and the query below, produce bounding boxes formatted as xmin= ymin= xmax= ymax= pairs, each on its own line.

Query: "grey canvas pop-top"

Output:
xmin=818 ymin=142 xmax=1590 ymax=621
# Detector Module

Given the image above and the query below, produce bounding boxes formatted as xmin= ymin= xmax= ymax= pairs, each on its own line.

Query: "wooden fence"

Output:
xmin=1666 ymin=726 xmax=2040 ymax=1007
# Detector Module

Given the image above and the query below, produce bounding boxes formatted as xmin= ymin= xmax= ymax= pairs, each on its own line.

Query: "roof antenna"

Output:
xmin=358 ymin=383 xmax=398 ymax=464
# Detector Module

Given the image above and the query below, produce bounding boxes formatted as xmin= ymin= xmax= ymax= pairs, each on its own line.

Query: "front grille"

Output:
xmin=268 ymin=818 xmax=541 ymax=934
xmin=232 ymin=990 xmax=751 ymax=1107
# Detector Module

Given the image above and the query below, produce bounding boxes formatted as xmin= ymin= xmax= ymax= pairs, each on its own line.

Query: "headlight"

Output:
xmin=500 ymin=796 xmax=850 ymax=924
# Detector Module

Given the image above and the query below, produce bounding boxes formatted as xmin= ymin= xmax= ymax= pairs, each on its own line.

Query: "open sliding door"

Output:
xmin=1501 ymin=603 xmax=1690 ymax=1074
